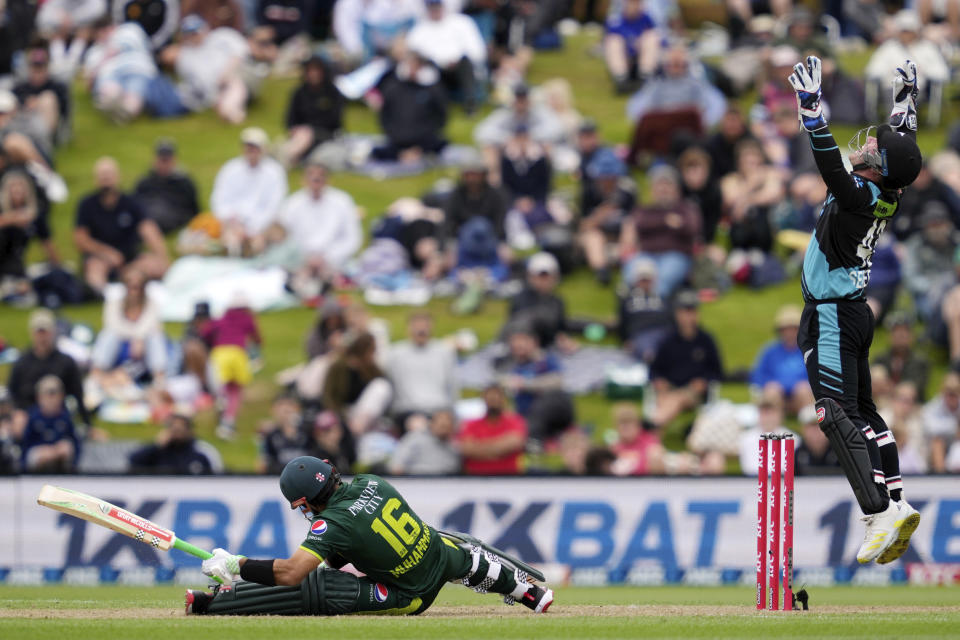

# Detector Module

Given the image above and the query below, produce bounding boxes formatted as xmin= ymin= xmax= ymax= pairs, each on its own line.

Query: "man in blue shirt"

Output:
xmin=750 ymin=305 xmax=814 ymax=416
xmin=19 ymin=375 xmax=80 ymax=473
xmin=500 ymin=322 xmax=571 ymax=440
xmin=604 ymin=0 xmax=660 ymax=93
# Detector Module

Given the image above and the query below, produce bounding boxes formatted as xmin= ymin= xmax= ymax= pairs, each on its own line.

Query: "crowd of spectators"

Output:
xmin=1 ymin=0 xmax=960 ymax=478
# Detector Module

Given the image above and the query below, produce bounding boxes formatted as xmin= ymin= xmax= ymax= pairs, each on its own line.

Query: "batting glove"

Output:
xmin=201 ymin=548 xmax=244 ymax=584
xmin=788 ymin=56 xmax=827 ymax=132
xmin=890 ymin=59 xmax=919 ymax=131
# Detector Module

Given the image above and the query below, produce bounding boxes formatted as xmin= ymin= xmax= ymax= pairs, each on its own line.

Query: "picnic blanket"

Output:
xmin=455 ymin=343 xmax=637 ymax=393
xmin=308 ymin=134 xmax=479 ymax=178
xmin=156 ymin=256 xmax=298 ymax=322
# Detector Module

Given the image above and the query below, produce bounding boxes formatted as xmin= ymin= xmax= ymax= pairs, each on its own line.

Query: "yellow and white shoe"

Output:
xmin=877 ymin=501 xmax=921 ymax=565
xmin=856 ymin=500 xmax=900 ymax=564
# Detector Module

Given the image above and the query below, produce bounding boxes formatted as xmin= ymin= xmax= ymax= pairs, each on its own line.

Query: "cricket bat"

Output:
xmin=37 ymin=484 xmax=215 ymax=563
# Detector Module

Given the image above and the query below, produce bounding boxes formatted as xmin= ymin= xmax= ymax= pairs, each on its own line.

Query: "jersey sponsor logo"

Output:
xmin=816 ymin=407 xmax=825 ymax=423
xmin=348 ymin=480 xmax=384 ymax=517
xmin=374 ymin=583 xmax=388 ymax=602
xmin=872 ymin=197 xmax=897 ymax=219
xmin=315 ymin=472 xmax=325 ymax=483
xmin=310 ymin=519 xmax=327 ymax=535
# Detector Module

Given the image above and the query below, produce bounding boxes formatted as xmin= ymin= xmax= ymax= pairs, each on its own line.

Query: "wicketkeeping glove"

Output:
xmin=201 ymin=548 xmax=244 ymax=584
xmin=889 ymin=59 xmax=919 ymax=131
xmin=788 ymin=56 xmax=827 ymax=132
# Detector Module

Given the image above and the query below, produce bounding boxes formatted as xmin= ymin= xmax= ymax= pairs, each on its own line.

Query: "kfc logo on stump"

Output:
xmin=310 ymin=519 xmax=327 ymax=536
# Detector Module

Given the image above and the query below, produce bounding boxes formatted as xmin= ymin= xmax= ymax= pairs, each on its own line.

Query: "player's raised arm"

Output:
xmin=788 ymin=56 xmax=871 ymax=209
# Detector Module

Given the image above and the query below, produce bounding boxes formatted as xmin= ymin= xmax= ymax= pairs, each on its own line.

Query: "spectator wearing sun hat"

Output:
xmin=506 ymin=252 xmax=574 ymax=351
xmin=749 ymin=304 xmax=812 ymax=416
xmin=617 ymin=257 xmax=672 ymax=363
xmin=210 ymin=127 xmax=287 ymax=256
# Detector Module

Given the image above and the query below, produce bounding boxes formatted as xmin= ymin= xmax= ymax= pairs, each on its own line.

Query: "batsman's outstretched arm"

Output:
xmin=237 ymin=548 xmax=323 ymax=587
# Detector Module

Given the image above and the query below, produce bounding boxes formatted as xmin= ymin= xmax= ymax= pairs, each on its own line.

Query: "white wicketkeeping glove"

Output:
xmin=201 ymin=548 xmax=244 ymax=584
xmin=788 ymin=56 xmax=827 ymax=132
xmin=890 ymin=59 xmax=919 ymax=131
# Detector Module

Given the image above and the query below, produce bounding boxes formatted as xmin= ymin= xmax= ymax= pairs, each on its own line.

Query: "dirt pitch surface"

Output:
xmin=3 ymin=604 xmax=958 ymax=619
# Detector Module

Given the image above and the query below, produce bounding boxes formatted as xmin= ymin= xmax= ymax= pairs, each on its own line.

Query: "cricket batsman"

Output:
xmin=184 ymin=456 xmax=554 ymax=615
xmin=789 ymin=56 xmax=922 ymax=565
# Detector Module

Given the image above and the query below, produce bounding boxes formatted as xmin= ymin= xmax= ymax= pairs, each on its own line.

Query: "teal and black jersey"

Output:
xmin=801 ymin=126 xmax=902 ymax=303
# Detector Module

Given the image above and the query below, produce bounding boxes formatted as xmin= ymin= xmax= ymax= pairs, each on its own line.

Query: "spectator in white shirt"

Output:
xmin=333 ymin=0 xmax=423 ymax=62
xmin=90 ymin=266 xmax=167 ymax=386
xmin=83 ymin=21 xmax=158 ymax=122
xmin=386 ymin=311 xmax=458 ymax=428
xmin=406 ymin=0 xmax=486 ymax=114
xmin=37 ymin=0 xmax=107 ymax=36
xmin=278 ymin=159 xmax=362 ymax=287
xmin=210 ymin=127 xmax=288 ymax=257
xmin=165 ymin=15 xmax=251 ymax=123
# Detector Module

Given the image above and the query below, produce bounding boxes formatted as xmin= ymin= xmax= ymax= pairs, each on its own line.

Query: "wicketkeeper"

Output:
xmin=788 ymin=56 xmax=922 ymax=565
xmin=185 ymin=456 xmax=554 ymax=615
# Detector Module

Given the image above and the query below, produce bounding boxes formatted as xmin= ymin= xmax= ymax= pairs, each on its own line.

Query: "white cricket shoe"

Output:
xmin=877 ymin=501 xmax=921 ymax=565
xmin=856 ymin=500 xmax=901 ymax=564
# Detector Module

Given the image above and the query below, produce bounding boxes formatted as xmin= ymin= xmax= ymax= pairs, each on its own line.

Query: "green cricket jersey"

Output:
xmin=299 ymin=474 xmax=460 ymax=594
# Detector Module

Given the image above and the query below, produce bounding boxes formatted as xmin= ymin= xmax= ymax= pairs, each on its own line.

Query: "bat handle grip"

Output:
xmin=174 ymin=537 xmax=213 ymax=560
xmin=173 ymin=537 xmax=224 ymax=584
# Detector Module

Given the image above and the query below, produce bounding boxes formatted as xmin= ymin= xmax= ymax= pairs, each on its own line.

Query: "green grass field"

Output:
xmin=1 ymin=585 xmax=958 ymax=639
xmin=1 ymin=30 xmax=958 ymax=470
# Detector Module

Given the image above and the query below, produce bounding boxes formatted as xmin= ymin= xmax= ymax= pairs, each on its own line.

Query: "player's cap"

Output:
xmin=180 ymin=14 xmax=208 ymax=34
xmin=155 ymin=138 xmax=176 ymax=156
xmin=280 ymin=456 xmax=341 ymax=510
xmin=674 ymin=289 xmax=700 ymax=309
xmin=774 ymin=305 xmax=802 ymax=330
xmin=920 ymin=201 xmax=950 ymax=227
xmin=28 ymin=308 xmax=56 ymax=333
xmin=513 ymin=82 xmax=530 ymax=98
xmin=586 ymin=148 xmax=627 ymax=179
xmin=425 ymin=0 xmax=444 ymax=5
xmin=876 ymin=125 xmax=922 ymax=190
xmin=0 ymin=90 xmax=17 ymax=114
xmin=527 ymin=251 xmax=559 ymax=276
xmin=240 ymin=126 xmax=269 ymax=148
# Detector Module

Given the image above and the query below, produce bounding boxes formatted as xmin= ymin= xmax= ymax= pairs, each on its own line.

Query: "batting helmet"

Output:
xmin=850 ymin=124 xmax=922 ymax=190
xmin=280 ymin=456 xmax=341 ymax=511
